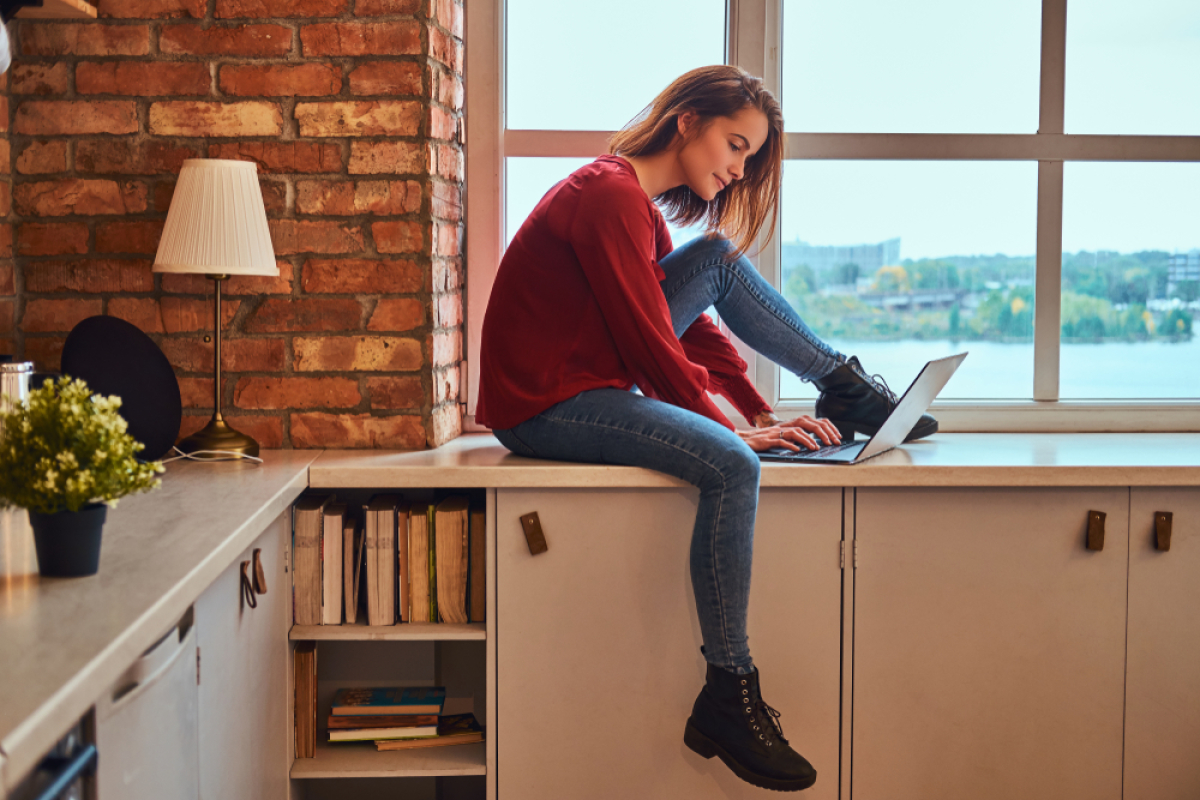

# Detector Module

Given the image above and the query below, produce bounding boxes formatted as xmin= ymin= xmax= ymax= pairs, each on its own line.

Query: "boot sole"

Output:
xmin=832 ymin=416 xmax=938 ymax=444
xmin=684 ymin=721 xmax=817 ymax=792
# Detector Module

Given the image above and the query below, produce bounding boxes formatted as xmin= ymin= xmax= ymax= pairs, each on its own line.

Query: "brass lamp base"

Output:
xmin=177 ymin=416 xmax=260 ymax=459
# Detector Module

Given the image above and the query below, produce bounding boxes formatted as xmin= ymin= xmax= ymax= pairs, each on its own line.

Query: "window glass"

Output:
xmin=1059 ymin=163 xmax=1200 ymax=399
xmin=1065 ymin=0 xmax=1200 ymax=135
xmin=782 ymin=0 xmax=1041 ymax=133
xmin=777 ymin=160 xmax=1038 ymax=400
xmin=506 ymin=0 xmax=726 ymax=131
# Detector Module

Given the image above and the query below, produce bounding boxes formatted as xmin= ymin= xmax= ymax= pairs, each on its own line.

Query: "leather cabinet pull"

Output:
xmin=1154 ymin=511 xmax=1173 ymax=552
xmin=520 ymin=512 xmax=549 ymax=555
xmin=240 ymin=561 xmax=258 ymax=609
xmin=1086 ymin=510 xmax=1106 ymax=551
xmin=252 ymin=548 xmax=268 ymax=594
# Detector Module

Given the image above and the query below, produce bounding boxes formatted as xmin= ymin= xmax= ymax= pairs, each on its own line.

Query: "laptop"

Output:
xmin=759 ymin=352 xmax=968 ymax=465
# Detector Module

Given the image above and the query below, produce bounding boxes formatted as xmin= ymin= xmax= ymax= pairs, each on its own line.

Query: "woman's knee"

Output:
xmin=698 ymin=435 xmax=760 ymax=494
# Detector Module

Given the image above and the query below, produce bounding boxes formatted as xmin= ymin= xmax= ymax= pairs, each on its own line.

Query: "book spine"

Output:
xmin=428 ymin=504 xmax=438 ymax=622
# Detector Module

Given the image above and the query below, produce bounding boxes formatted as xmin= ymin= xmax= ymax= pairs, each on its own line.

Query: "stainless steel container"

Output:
xmin=0 ymin=361 xmax=34 ymax=441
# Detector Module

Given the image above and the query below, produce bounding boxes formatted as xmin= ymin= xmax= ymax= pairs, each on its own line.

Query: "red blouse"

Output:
xmin=476 ymin=155 xmax=771 ymax=432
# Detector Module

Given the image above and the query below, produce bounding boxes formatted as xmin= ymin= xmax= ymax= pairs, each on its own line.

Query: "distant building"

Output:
xmin=781 ymin=237 xmax=901 ymax=277
xmin=1168 ymin=249 xmax=1199 ymax=294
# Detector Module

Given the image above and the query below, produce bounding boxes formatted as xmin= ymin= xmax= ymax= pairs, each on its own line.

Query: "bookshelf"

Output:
xmin=289 ymin=488 xmax=493 ymax=800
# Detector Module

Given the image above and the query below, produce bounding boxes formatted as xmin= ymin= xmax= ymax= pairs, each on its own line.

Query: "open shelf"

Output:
xmin=15 ymin=0 xmax=97 ymax=18
xmin=291 ymin=741 xmax=485 ymax=779
xmin=291 ymin=622 xmax=485 ymax=641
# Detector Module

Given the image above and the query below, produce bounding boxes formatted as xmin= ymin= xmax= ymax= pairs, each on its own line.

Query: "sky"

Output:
xmin=505 ymin=0 xmax=1199 ymax=259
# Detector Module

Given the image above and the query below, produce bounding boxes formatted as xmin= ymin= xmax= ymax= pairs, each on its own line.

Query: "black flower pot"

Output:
xmin=29 ymin=503 xmax=107 ymax=577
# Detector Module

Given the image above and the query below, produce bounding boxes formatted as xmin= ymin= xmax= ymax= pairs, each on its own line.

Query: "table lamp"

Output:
xmin=153 ymin=158 xmax=277 ymax=459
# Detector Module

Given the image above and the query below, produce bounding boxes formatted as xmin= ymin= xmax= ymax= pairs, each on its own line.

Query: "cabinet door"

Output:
xmin=194 ymin=512 xmax=290 ymax=800
xmin=852 ymin=488 xmax=1128 ymax=800
xmin=496 ymin=488 xmax=844 ymax=800
xmin=1125 ymin=488 xmax=1200 ymax=800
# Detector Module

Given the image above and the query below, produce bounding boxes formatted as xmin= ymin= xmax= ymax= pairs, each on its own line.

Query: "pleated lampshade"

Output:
xmin=153 ymin=159 xmax=277 ymax=276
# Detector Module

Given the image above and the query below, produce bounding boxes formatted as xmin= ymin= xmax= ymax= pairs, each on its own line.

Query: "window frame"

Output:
xmin=465 ymin=0 xmax=1200 ymax=432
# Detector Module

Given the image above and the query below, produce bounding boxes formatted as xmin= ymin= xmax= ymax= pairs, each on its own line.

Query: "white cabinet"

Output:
xmin=194 ymin=511 xmax=291 ymax=800
xmin=495 ymin=487 xmax=844 ymax=800
xmin=1125 ymin=488 xmax=1200 ymax=800
xmin=851 ymin=488 xmax=1129 ymax=800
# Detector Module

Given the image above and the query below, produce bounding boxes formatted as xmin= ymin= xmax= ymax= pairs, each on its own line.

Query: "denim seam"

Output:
xmin=536 ymin=411 xmax=739 ymax=664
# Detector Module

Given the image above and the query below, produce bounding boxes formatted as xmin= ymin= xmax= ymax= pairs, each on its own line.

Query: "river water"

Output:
xmin=779 ymin=338 xmax=1200 ymax=400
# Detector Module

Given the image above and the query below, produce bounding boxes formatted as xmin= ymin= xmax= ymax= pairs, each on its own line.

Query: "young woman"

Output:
xmin=477 ymin=65 xmax=935 ymax=792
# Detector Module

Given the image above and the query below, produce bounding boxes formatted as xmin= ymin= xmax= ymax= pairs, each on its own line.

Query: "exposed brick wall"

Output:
xmin=2 ymin=0 xmax=465 ymax=449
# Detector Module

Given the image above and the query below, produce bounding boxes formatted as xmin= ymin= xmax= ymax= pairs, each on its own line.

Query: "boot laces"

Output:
xmin=752 ymin=700 xmax=788 ymax=744
xmin=849 ymin=358 xmax=898 ymax=407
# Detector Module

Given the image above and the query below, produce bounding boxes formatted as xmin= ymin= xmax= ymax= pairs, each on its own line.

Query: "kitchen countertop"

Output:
xmin=0 ymin=451 xmax=318 ymax=794
xmin=310 ymin=432 xmax=1200 ymax=488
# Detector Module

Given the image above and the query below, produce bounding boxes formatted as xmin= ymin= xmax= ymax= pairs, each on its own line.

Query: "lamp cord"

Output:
xmin=161 ymin=447 xmax=264 ymax=465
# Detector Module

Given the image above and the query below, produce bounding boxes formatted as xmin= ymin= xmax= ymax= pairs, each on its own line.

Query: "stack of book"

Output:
xmin=292 ymin=494 xmax=487 ymax=626
xmin=326 ymin=686 xmax=484 ymax=750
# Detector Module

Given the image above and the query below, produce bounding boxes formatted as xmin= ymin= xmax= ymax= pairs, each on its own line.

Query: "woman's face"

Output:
xmin=676 ymin=106 xmax=770 ymax=202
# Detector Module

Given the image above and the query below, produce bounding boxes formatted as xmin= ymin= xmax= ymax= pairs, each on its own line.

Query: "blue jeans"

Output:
xmin=493 ymin=236 xmax=844 ymax=673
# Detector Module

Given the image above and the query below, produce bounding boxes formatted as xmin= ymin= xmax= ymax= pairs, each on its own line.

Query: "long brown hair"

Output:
xmin=608 ymin=65 xmax=784 ymax=257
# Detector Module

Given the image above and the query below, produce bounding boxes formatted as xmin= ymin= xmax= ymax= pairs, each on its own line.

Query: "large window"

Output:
xmin=466 ymin=0 xmax=1200 ymax=430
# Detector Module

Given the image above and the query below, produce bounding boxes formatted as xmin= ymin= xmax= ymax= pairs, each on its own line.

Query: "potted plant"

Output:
xmin=0 ymin=377 xmax=164 ymax=577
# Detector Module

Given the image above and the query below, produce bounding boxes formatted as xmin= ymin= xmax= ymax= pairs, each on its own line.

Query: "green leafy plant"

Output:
xmin=0 ymin=377 xmax=163 ymax=514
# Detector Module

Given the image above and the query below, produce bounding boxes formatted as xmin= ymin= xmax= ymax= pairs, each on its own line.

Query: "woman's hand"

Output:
xmin=739 ymin=413 xmax=842 ymax=453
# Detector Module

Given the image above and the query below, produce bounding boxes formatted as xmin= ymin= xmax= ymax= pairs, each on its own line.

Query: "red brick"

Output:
xmin=269 ymin=220 xmax=365 ymax=255
xmin=10 ymin=63 xmax=70 ymax=95
xmin=301 ymin=21 xmax=420 ymax=57
xmin=302 ymin=258 xmax=423 ymax=294
xmin=98 ymin=0 xmax=206 ymax=18
xmin=96 ymin=221 xmax=165 ymax=254
xmin=14 ymin=179 xmax=148 ymax=217
xmin=76 ymin=140 xmax=200 ymax=175
xmin=16 ymin=141 xmax=68 ymax=175
xmin=0 ymin=141 xmax=9 ymax=175
xmin=432 ymin=256 xmax=460 ymax=293
xmin=348 ymin=140 xmax=423 ymax=174
xmin=178 ymin=377 xmax=217 ymax=408
xmin=367 ymin=298 xmax=423 ymax=331
xmin=0 ymin=97 xmax=7 ymax=133
xmin=431 ymin=328 xmax=460 ymax=367
xmin=432 ymin=363 xmax=459 ymax=404
xmin=14 ymin=101 xmax=138 ymax=135
xmin=436 ymin=70 xmax=463 ymax=110
xmin=428 ymin=25 xmax=459 ymax=72
xmin=433 ymin=292 xmax=460 ymax=328
xmin=161 ymin=297 xmax=240 ymax=333
xmin=261 ymin=180 xmax=288 ymax=214
xmin=0 ymin=265 xmax=14 ymax=296
xmin=220 ymin=64 xmax=342 ymax=97
xmin=217 ymin=0 xmax=349 ymax=16
xmin=244 ymin=298 xmax=362 ymax=332
xmin=348 ymin=62 xmax=423 ymax=96
xmin=434 ymin=219 xmax=459 ymax=256
xmin=154 ymin=181 xmax=177 ymax=212
xmin=21 ymin=298 xmax=103 ymax=332
xmin=24 ymin=336 xmax=67 ymax=372
xmin=17 ymin=223 xmax=90 ymax=257
xmin=107 ymin=297 xmax=164 ymax=332
xmin=160 ymin=24 xmax=293 ymax=57
xmin=161 ymin=337 xmax=285 ymax=372
xmin=206 ymin=142 xmax=342 ymax=173
xmin=162 ymin=262 xmax=294 ymax=295
xmin=430 ymin=402 xmax=461 ymax=447
xmin=179 ymin=413 xmax=283 ymax=447
xmin=20 ymin=24 xmax=150 ymax=57
xmin=296 ymin=180 xmax=421 ymax=216
xmin=431 ymin=181 xmax=460 ymax=221
xmin=371 ymin=220 xmax=423 ymax=254
xmin=150 ymin=101 xmax=283 ymax=137
xmin=293 ymin=335 xmax=421 ymax=371
xmin=77 ymin=62 xmax=211 ymax=96
xmin=234 ymin=376 xmax=360 ymax=409
xmin=429 ymin=106 xmax=454 ymax=140
xmin=432 ymin=142 xmax=463 ymax=181
xmin=290 ymin=412 xmax=425 ymax=449
xmin=367 ymin=376 xmax=423 ymax=409
xmin=354 ymin=0 xmax=420 ymax=15
xmin=25 ymin=260 xmax=154 ymax=293
xmin=0 ymin=225 xmax=11 ymax=259
xmin=295 ymin=100 xmax=421 ymax=137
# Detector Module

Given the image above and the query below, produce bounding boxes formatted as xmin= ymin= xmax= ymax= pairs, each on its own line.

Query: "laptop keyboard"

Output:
xmin=771 ymin=441 xmax=860 ymax=460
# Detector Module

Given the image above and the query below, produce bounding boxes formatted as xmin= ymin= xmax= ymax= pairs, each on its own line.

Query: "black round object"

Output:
xmin=61 ymin=315 xmax=182 ymax=461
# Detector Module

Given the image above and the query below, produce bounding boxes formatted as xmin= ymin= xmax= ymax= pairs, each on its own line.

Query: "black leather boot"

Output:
xmin=684 ymin=662 xmax=817 ymax=792
xmin=813 ymin=356 xmax=938 ymax=442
